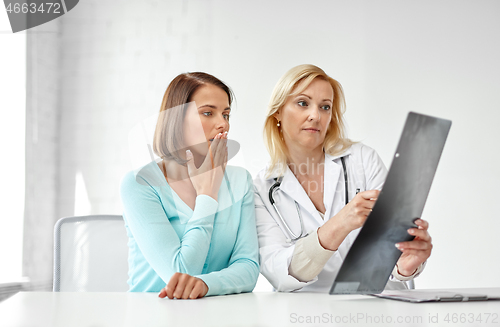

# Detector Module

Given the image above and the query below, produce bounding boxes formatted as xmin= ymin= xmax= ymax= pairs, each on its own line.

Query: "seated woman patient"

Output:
xmin=120 ymin=72 xmax=259 ymax=299
xmin=254 ymin=64 xmax=432 ymax=292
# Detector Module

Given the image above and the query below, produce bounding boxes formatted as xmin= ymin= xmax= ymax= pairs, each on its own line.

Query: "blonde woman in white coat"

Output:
xmin=254 ymin=64 xmax=432 ymax=292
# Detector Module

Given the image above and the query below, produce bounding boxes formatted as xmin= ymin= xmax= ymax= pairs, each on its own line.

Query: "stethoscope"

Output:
xmin=269 ymin=157 xmax=350 ymax=243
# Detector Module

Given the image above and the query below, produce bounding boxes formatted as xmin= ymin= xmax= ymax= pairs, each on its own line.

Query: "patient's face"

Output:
xmin=182 ymin=84 xmax=230 ymax=157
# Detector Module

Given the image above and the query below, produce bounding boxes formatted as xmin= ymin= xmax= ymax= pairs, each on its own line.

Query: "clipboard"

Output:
xmin=371 ymin=290 xmax=500 ymax=303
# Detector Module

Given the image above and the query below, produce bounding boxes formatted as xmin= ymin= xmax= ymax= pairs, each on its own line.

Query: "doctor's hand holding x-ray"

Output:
xmin=254 ymin=64 xmax=432 ymax=292
xmin=317 ymin=190 xmax=432 ymax=277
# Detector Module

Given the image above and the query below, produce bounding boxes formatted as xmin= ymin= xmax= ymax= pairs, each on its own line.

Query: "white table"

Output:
xmin=1 ymin=288 xmax=499 ymax=327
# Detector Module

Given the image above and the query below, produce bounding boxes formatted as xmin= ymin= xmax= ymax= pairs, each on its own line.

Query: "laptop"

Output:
xmin=371 ymin=290 xmax=500 ymax=303
xmin=330 ymin=112 xmax=452 ymax=294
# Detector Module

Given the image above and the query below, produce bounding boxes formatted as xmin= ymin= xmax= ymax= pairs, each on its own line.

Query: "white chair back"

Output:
xmin=53 ymin=215 xmax=129 ymax=292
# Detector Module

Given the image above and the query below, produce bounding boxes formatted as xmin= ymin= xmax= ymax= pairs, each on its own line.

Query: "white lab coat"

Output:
xmin=253 ymin=143 xmax=409 ymax=292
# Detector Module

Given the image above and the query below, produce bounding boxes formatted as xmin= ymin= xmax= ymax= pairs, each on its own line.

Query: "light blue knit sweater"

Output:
xmin=120 ymin=161 xmax=259 ymax=296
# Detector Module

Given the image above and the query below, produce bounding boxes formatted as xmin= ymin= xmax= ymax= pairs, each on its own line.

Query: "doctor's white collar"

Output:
xmin=264 ymin=147 xmax=352 ymax=181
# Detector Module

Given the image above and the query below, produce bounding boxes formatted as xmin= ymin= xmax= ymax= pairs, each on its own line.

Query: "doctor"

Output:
xmin=254 ymin=64 xmax=432 ymax=292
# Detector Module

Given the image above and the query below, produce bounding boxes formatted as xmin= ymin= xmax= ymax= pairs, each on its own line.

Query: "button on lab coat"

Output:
xmin=253 ymin=143 xmax=408 ymax=292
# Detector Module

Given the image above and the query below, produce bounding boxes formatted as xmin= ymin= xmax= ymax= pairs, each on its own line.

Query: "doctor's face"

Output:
xmin=276 ymin=78 xmax=333 ymax=153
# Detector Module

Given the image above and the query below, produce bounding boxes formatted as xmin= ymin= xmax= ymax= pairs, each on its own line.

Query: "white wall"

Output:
xmin=23 ymin=0 xmax=500 ymax=289
xmin=0 ymin=8 xmax=25 ymax=280
xmin=23 ymin=18 xmax=60 ymax=290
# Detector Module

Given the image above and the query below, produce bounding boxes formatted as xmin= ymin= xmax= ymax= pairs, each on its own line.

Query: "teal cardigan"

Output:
xmin=120 ymin=161 xmax=259 ymax=296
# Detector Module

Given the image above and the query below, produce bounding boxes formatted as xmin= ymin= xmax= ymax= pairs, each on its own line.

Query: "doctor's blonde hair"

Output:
xmin=264 ymin=64 xmax=354 ymax=176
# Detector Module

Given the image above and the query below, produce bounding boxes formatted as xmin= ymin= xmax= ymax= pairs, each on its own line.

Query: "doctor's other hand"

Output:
xmin=395 ymin=219 xmax=432 ymax=276
xmin=185 ymin=132 xmax=228 ymax=201
xmin=158 ymin=272 xmax=208 ymax=300
xmin=318 ymin=190 xmax=379 ymax=251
